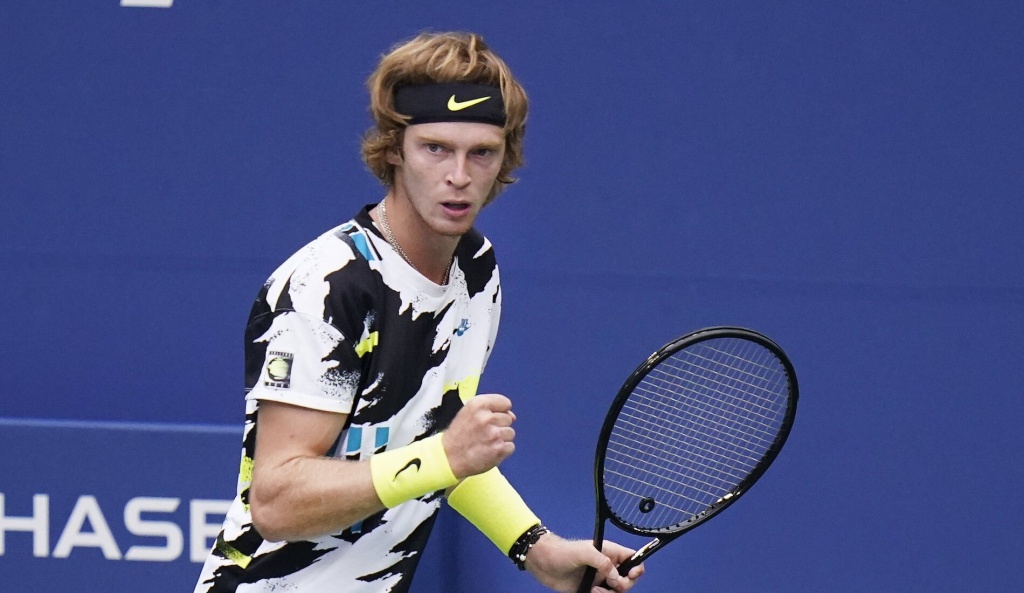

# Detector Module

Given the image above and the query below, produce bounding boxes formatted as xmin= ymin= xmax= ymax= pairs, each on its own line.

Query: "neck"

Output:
xmin=374 ymin=195 xmax=458 ymax=284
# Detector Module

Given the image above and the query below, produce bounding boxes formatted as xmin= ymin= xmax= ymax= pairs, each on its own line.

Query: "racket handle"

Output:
xmin=589 ymin=548 xmax=643 ymax=589
xmin=575 ymin=566 xmax=598 ymax=593
xmin=578 ymin=552 xmax=641 ymax=593
xmin=615 ymin=554 xmax=641 ymax=576
xmin=577 ymin=540 xmax=647 ymax=589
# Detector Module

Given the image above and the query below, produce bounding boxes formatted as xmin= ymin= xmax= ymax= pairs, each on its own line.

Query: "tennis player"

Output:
xmin=194 ymin=32 xmax=644 ymax=593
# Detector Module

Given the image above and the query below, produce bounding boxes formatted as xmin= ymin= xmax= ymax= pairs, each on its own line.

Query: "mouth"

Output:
xmin=442 ymin=202 xmax=472 ymax=214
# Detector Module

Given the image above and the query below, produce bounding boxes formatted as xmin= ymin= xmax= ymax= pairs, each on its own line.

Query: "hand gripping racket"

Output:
xmin=576 ymin=327 xmax=798 ymax=593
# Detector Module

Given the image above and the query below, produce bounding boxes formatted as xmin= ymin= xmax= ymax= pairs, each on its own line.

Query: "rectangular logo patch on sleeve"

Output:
xmin=264 ymin=351 xmax=294 ymax=389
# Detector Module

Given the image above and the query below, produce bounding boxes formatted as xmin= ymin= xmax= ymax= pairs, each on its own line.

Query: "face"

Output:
xmin=388 ymin=121 xmax=506 ymax=240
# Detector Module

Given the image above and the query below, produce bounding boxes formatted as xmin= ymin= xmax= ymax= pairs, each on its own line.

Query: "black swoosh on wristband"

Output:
xmin=394 ymin=457 xmax=422 ymax=481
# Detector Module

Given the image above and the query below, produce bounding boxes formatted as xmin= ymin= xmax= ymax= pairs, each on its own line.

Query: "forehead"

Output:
xmin=404 ymin=121 xmax=505 ymax=146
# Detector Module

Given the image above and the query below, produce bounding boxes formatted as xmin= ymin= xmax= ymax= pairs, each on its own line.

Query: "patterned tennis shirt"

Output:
xmin=194 ymin=205 xmax=501 ymax=593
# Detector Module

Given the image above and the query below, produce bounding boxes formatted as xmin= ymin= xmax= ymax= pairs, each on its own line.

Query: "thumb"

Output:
xmin=587 ymin=548 xmax=623 ymax=591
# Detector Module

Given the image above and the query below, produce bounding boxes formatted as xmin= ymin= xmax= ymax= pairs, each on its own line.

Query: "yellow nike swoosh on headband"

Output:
xmin=447 ymin=95 xmax=491 ymax=111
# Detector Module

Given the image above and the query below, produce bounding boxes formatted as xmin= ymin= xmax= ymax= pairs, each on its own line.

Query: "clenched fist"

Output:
xmin=442 ymin=394 xmax=517 ymax=479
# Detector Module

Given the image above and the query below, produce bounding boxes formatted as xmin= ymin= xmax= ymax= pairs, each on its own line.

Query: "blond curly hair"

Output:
xmin=361 ymin=32 xmax=529 ymax=203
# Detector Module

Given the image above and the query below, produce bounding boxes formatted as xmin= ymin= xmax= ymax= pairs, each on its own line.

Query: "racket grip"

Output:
xmin=578 ymin=553 xmax=641 ymax=593
xmin=593 ymin=550 xmax=644 ymax=590
xmin=614 ymin=554 xmax=641 ymax=576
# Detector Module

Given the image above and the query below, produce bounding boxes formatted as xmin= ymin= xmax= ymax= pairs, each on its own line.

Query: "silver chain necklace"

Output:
xmin=378 ymin=199 xmax=453 ymax=284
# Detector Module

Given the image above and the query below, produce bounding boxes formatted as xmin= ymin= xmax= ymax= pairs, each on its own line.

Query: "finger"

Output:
xmin=495 ymin=441 xmax=515 ymax=462
xmin=500 ymin=426 xmax=515 ymax=443
xmin=590 ymin=575 xmax=623 ymax=593
xmin=476 ymin=393 xmax=513 ymax=412
xmin=611 ymin=563 xmax=643 ymax=592
xmin=600 ymin=540 xmax=636 ymax=563
xmin=591 ymin=555 xmax=623 ymax=592
xmin=491 ymin=411 xmax=515 ymax=428
xmin=604 ymin=570 xmax=625 ymax=592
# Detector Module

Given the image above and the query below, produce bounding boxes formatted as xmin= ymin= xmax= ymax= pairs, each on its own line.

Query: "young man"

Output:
xmin=194 ymin=32 xmax=644 ymax=593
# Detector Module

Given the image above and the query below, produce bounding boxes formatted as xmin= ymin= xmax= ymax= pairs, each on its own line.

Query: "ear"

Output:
xmin=386 ymin=146 xmax=403 ymax=167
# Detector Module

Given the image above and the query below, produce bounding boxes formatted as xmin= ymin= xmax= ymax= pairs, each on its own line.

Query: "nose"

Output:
xmin=446 ymin=154 xmax=471 ymax=189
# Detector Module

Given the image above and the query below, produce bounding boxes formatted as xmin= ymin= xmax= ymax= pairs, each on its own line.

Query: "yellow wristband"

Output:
xmin=370 ymin=433 xmax=459 ymax=508
xmin=447 ymin=467 xmax=541 ymax=555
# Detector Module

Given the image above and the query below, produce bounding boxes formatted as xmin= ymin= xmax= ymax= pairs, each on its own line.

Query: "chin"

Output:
xmin=431 ymin=215 xmax=478 ymax=236
xmin=437 ymin=224 xmax=473 ymax=237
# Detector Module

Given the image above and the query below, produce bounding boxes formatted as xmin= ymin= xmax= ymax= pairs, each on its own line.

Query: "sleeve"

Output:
xmin=243 ymin=233 xmax=374 ymax=414
xmin=247 ymin=311 xmax=360 ymax=414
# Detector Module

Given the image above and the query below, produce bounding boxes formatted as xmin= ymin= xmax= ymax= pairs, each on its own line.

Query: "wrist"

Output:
xmin=369 ymin=433 xmax=458 ymax=508
xmin=447 ymin=468 xmax=541 ymax=554
xmin=439 ymin=431 xmax=465 ymax=479
xmin=522 ymin=530 xmax=563 ymax=577
xmin=510 ymin=524 xmax=550 ymax=570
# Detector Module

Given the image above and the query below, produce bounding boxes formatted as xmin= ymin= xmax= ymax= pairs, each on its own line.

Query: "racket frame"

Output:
xmin=580 ymin=326 xmax=799 ymax=589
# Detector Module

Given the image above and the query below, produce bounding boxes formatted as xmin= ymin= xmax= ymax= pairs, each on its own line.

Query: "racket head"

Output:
xmin=593 ymin=326 xmax=798 ymax=538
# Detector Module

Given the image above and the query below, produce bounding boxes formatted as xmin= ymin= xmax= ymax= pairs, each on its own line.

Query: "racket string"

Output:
xmin=608 ymin=413 xmax=768 ymax=488
xmin=617 ymin=355 xmax=785 ymax=469
xmin=615 ymin=389 xmax=782 ymax=462
xmin=607 ymin=431 xmax=752 ymax=488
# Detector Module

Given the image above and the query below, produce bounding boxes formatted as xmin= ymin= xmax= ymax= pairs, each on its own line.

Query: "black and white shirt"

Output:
xmin=195 ymin=206 xmax=501 ymax=593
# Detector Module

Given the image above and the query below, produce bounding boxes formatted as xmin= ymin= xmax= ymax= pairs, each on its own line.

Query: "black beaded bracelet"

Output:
xmin=508 ymin=523 xmax=549 ymax=570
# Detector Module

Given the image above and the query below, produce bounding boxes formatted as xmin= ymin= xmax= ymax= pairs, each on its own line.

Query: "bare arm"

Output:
xmin=249 ymin=394 xmax=517 ymax=542
xmin=249 ymin=401 xmax=380 ymax=542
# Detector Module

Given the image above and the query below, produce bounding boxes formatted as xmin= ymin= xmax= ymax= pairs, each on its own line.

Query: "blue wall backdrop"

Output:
xmin=2 ymin=1 xmax=1022 ymax=591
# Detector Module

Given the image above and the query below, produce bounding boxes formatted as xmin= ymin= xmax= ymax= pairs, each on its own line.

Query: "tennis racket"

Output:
xmin=576 ymin=327 xmax=798 ymax=593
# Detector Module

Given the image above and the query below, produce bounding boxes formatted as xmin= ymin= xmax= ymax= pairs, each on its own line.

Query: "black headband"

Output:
xmin=394 ymin=83 xmax=506 ymax=127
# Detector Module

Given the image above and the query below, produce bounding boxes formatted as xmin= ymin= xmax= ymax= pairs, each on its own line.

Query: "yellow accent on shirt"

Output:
xmin=355 ymin=331 xmax=379 ymax=357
